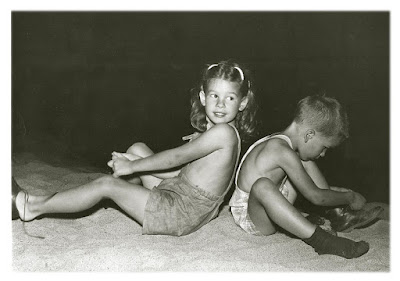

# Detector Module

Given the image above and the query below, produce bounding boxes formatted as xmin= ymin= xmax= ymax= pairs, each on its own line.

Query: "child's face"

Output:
xmin=200 ymin=78 xmax=247 ymax=127
xmin=299 ymin=132 xmax=341 ymax=161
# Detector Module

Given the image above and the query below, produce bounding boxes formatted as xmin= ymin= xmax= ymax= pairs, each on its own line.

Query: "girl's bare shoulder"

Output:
xmin=203 ymin=124 xmax=239 ymax=146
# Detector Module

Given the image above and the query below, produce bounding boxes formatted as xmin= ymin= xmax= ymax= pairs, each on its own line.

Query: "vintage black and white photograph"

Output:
xmin=10 ymin=9 xmax=390 ymax=272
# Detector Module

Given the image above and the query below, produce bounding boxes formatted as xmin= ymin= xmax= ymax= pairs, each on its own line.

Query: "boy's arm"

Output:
xmin=278 ymin=146 xmax=356 ymax=207
xmin=301 ymin=160 xmax=330 ymax=190
xmin=301 ymin=161 xmax=353 ymax=193
xmin=112 ymin=124 xmax=237 ymax=177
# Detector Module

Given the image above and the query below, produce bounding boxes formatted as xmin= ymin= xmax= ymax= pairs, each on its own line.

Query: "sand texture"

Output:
xmin=12 ymin=152 xmax=390 ymax=272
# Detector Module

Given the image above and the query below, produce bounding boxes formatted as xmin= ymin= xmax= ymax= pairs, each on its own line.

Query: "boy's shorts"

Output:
xmin=142 ymin=173 xmax=223 ymax=236
xmin=229 ymin=185 xmax=290 ymax=236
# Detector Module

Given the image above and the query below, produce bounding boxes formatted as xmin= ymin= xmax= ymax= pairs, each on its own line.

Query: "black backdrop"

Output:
xmin=12 ymin=12 xmax=389 ymax=203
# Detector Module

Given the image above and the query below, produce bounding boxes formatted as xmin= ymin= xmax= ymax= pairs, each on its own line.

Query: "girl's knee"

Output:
xmin=126 ymin=142 xmax=151 ymax=156
xmin=93 ymin=175 xmax=119 ymax=193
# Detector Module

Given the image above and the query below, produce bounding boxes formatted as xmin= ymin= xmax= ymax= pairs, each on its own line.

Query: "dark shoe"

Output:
xmin=306 ymin=213 xmax=337 ymax=236
xmin=325 ymin=206 xmax=384 ymax=233
xmin=12 ymin=177 xmax=22 ymax=220
xmin=305 ymin=213 xmax=325 ymax=225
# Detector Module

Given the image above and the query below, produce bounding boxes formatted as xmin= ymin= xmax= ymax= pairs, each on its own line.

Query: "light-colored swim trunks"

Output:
xmin=229 ymin=186 xmax=263 ymax=235
xmin=229 ymin=184 xmax=290 ymax=236
xmin=229 ymin=134 xmax=293 ymax=236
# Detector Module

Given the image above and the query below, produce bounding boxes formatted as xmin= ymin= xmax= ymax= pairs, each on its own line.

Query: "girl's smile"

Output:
xmin=200 ymin=78 xmax=247 ymax=127
xmin=213 ymin=112 xmax=227 ymax=117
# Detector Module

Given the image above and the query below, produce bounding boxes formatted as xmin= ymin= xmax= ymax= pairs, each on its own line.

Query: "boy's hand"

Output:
xmin=349 ymin=191 xmax=366 ymax=210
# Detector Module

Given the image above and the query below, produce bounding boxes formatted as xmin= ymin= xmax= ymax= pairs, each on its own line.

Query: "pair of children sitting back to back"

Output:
xmin=12 ymin=60 xmax=380 ymax=259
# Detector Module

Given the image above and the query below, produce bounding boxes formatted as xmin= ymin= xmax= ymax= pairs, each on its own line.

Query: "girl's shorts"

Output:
xmin=142 ymin=173 xmax=223 ymax=236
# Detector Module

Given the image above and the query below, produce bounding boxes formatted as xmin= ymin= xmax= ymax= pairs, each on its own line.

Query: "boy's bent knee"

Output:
xmin=250 ymin=178 xmax=284 ymax=204
xmin=252 ymin=178 xmax=275 ymax=196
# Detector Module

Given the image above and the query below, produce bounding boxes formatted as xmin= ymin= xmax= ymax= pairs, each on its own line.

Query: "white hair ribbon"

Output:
xmin=234 ymin=66 xmax=245 ymax=81
xmin=207 ymin=64 xmax=218 ymax=70
xmin=207 ymin=64 xmax=245 ymax=81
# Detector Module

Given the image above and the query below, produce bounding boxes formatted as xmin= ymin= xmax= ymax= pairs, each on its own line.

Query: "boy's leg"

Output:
xmin=247 ymin=178 xmax=316 ymax=238
xmin=281 ymin=179 xmax=297 ymax=204
xmin=247 ymin=177 xmax=369 ymax=259
xmin=16 ymin=175 xmax=150 ymax=224
xmin=283 ymin=178 xmax=336 ymax=234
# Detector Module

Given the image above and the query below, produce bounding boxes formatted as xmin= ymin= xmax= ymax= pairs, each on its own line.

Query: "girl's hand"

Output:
xmin=182 ymin=132 xmax=201 ymax=142
xmin=110 ymin=158 xmax=135 ymax=178
xmin=107 ymin=151 xmax=139 ymax=177
xmin=349 ymin=191 xmax=366 ymax=210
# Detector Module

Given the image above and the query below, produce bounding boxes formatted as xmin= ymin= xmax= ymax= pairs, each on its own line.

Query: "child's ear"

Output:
xmin=199 ymin=91 xmax=206 ymax=106
xmin=304 ymin=129 xmax=315 ymax=143
xmin=239 ymin=96 xmax=249 ymax=111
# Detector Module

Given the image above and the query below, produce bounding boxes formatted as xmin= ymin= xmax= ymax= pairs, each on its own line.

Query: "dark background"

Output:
xmin=12 ymin=12 xmax=389 ymax=203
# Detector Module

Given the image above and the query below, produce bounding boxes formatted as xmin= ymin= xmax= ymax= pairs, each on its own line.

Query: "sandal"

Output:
xmin=12 ymin=177 xmax=23 ymax=220
xmin=12 ymin=177 xmax=45 ymax=239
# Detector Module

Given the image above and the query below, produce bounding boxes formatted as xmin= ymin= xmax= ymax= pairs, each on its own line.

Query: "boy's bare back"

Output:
xmin=237 ymin=136 xmax=295 ymax=193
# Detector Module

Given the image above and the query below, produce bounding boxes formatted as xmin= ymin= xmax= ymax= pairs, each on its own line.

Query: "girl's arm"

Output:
xmin=108 ymin=152 xmax=181 ymax=179
xmin=112 ymin=124 xmax=237 ymax=177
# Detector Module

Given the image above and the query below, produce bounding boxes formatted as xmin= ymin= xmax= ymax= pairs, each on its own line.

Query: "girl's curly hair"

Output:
xmin=189 ymin=60 xmax=258 ymax=142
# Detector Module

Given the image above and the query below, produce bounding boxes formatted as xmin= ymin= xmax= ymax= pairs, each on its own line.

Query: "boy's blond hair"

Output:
xmin=294 ymin=95 xmax=349 ymax=140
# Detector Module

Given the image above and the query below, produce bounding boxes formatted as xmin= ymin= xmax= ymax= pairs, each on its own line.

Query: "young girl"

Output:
xmin=13 ymin=60 xmax=257 ymax=237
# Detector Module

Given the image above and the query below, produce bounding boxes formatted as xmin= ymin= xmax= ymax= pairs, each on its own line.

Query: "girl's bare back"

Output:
xmin=182 ymin=124 xmax=240 ymax=196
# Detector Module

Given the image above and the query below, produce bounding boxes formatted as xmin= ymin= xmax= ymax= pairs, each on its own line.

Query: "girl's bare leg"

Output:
xmin=15 ymin=175 xmax=150 ymax=224
xmin=247 ymin=177 xmax=316 ymax=238
xmin=124 ymin=142 xmax=180 ymax=189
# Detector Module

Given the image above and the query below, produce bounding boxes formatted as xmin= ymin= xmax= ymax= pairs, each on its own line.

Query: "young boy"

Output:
xmin=229 ymin=95 xmax=375 ymax=259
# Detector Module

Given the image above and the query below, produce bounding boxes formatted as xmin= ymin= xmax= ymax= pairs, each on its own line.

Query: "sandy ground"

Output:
xmin=11 ymin=152 xmax=390 ymax=272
